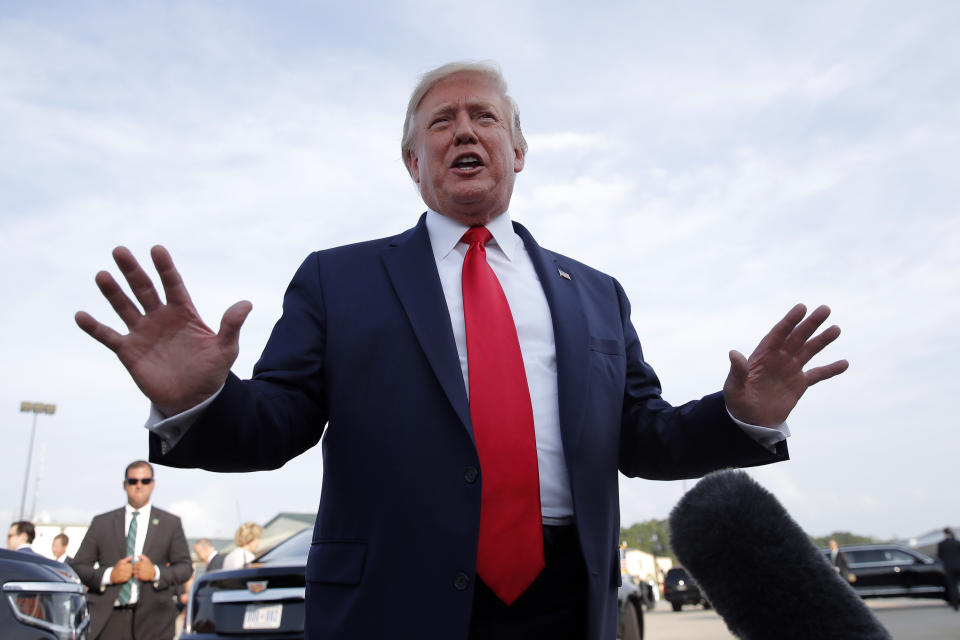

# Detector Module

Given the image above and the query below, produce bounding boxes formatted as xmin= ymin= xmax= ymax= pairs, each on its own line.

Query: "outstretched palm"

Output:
xmin=75 ymin=246 xmax=252 ymax=417
xmin=723 ymin=304 xmax=848 ymax=427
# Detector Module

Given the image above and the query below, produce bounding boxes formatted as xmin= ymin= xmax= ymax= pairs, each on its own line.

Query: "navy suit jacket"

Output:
xmin=152 ymin=214 xmax=787 ymax=639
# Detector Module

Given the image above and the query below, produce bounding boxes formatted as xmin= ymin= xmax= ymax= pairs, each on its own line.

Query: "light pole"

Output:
xmin=19 ymin=401 xmax=56 ymax=520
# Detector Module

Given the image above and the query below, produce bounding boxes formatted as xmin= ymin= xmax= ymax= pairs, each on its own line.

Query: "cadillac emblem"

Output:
xmin=247 ymin=580 xmax=268 ymax=594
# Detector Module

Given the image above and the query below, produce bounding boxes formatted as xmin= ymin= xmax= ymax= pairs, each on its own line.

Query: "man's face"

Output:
xmin=406 ymin=71 xmax=525 ymax=227
xmin=193 ymin=542 xmax=211 ymax=562
xmin=6 ymin=526 xmax=25 ymax=550
xmin=52 ymin=538 xmax=66 ymax=557
xmin=829 ymin=540 xmax=839 ymax=551
xmin=124 ymin=465 xmax=155 ymax=509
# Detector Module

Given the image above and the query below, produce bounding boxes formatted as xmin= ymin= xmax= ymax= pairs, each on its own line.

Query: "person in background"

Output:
xmin=828 ymin=538 xmax=850 ymax=580
xmin=938 ymin=527 xmax=960 ymax=611
xmin=222 ymin=523 xmax=263 ymax=570
xmin=52 ymin=532 xmax=72 ymax=564
xmin=7 ymin=521 xmax=37 ymax=553
xmin=193 ymin=537 xmax=225 ymax=572
xmin=72 ymin=460 xmax=193 ymax=640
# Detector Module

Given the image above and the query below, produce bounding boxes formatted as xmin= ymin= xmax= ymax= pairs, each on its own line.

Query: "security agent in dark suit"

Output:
xmin=72 ymin=461 xmax=192 ymax=640
xmin=938 ymin=527 xmax=960 ymax=610
xmin=76 ymin=62 xmax=849 ymax=639
xmin=828 ymin=538 xmax=851 ymax=580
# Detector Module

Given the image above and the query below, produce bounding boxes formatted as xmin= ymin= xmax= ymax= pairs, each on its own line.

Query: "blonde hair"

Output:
xmin=234 ymin=522 xmax=264 ymax=547
xmin=401 ymin=61 xmax=527 ymax=176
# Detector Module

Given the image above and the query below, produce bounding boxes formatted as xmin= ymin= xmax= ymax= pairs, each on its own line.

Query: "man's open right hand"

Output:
xmin=75 ymin=246 xmax=252 ymax=417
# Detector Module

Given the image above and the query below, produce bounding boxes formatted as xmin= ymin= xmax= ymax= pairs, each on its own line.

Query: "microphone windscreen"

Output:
xmin=668 ymin=469 xmax=891 ymax=640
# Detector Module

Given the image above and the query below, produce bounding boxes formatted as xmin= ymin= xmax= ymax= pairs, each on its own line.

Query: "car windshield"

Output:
xmin=256 ymin=528 xmax=312 ymax=564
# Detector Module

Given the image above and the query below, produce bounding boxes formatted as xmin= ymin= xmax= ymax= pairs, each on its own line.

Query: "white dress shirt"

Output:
xmin=101 ymin=502 xmax=160 ymax=603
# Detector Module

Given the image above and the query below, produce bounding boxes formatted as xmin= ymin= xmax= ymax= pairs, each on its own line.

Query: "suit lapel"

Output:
xmin=142 ymin=509 xmax=158 ymax=558
xmin=381 ymin=214 xmax=473 ymax=436
xmin=514 ymin=222 xmax=590 ymax=475
xmin=112 ymin=508 xmax=126 ymax=556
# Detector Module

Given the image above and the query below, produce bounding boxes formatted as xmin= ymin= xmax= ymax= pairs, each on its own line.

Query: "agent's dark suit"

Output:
xmin=152 ymin=215 xmax=786 ymax=639
xmin=73 ymin=507 xmax=192 ymax=640
xmin=206 ymin=551 xmax=225 ymax=573
xmin=831 ymin=548 xmax=851 ymax=578
xmin=938 ymin=535 xmax=960 ymax=609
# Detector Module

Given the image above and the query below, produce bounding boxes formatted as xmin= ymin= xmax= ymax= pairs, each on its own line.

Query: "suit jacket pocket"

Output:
xmin=306 ymin=540 xmax=367 ymax=585
xmin=588 ymin=335 xmax=622 ymax=356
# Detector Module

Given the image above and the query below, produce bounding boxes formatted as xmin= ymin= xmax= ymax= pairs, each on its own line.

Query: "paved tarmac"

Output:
xmin=642 ymin=598 xmax=960 ymax=639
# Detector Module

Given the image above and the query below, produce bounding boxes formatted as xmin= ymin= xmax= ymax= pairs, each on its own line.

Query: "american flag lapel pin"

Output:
xmin=558 ymin=267 xmax=571 ymax=280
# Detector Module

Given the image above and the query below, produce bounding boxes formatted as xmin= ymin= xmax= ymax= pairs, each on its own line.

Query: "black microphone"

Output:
xmin=668 ymin=469 xmax=891 ymax=639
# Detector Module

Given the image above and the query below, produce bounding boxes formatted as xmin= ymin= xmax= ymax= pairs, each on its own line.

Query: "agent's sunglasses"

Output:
xmin=125 ymin=478 xmax=154 ymax=485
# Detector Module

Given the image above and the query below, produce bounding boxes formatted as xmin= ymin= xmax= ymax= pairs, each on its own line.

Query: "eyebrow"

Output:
xmin=427 ymin=99 xmax=501 ymax=120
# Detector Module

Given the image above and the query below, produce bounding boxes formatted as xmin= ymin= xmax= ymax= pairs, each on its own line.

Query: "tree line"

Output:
xmin=620 ymin=519 xmax=880 ymax=561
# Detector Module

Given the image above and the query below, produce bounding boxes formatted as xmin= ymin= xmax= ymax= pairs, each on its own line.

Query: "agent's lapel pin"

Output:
xmin=557 ymin=267 xmax=572 ymax=280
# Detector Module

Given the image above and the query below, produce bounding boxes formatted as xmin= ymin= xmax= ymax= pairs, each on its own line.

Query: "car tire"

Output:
xmin=671 ymin=601 xmax=682 ymax=612
xmin=619 ymin=599 xmax=643 ymax=640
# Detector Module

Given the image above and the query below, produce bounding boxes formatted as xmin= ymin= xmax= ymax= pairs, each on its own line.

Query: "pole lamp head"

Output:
xmin=20 ymin=402 xmax=56 ymax=414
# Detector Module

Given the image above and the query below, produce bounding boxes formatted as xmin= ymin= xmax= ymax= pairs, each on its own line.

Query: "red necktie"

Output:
xmin=461 ymin=226 xmax=544 ymax=605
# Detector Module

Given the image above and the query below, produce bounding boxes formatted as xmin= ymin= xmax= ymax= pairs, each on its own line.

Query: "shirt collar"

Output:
xmin=425 ymin=209 xmax=519 ymax=262
xmin=126 ymin=502 xmax=151 ymax=519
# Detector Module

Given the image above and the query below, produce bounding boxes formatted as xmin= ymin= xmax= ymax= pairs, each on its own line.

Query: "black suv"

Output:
xmin=1 ymin=548 xmax=90 ymax=639
xmin=184 ymin=527 xmax=642 ymax=637
xmin=823 ymin=544 xmax=949 ymax=601
xmin=663 ymin=566 xmax=710 ymax=612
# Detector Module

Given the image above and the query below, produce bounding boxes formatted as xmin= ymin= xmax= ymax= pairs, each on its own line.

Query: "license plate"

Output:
xmin=243 ymin=603 xmax=283 ymax=629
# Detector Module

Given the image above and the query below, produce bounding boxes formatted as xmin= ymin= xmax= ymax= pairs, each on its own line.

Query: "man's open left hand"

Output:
xmin=723 ymin=303 xmax=849 ymax=427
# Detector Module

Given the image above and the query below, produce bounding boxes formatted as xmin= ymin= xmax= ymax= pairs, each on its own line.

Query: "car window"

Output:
xmin=847 ymin=548 xmax=917 ymax=564
xmin=848 ymin=549 xmax=886 ymax=563
xmin=256 ymin=528 xmax=312 ymax=563
xmin=882 ymin=549 xmax=914 ymax=564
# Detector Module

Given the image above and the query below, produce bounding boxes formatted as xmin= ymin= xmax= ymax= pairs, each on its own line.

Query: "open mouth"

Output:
xmin=451 ymin=153 xmax=483 ymax=171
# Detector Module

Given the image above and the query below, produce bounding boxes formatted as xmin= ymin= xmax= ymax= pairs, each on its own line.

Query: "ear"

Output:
xmin=406 ymin=151 xmax=421 ymax=184
xmin=513 ymin=145 xmax=525 ymax=174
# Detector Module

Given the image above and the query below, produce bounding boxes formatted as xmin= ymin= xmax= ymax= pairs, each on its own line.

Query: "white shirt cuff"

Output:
xmin=726 ymin=406 xmax=790 ymax=451
xmin=144 ymin=386 xmax=224 ymax=453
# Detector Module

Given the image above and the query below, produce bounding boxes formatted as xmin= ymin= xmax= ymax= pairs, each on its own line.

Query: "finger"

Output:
xmin=726 ymin=349 xmax=749 ymax=387
xmin=218 ymin=301 xmax=253 ymax=349
xmin=75 ymin=311 xmax=125 ymax=352
xmin=805 ymin=359 xmax=850 ymax=386
xmin=151 ymin=245 xmax=194 ymax=307
xmin=797 ymin=324 xmax=842 ymax=365
xmin=95 ymin=270 xmax=144 ymax=329
xmin=782 ymin=304 xmax=832 ymax=354
xmin=752 ymin=304 xmax=807 ymax=355
xmin=113 ymin=246 xmax=163 ymax=313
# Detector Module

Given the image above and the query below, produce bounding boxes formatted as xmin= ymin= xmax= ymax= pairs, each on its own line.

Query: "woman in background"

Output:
xmin=222 ymin=522 xmax=264 ymax=570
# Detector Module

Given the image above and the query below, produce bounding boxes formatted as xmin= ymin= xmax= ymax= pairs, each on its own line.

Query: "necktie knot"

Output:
xmin=461 ymin=226 xmax=492 ymax=247
xmin=132 ymin=511 xmax=139 ymax=518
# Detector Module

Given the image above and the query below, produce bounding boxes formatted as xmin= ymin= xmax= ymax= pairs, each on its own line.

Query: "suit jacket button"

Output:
xmin=453 ymin=572 xmax=470 ymax=591
xmin=464 ymin=467 xmax=478 ymax=483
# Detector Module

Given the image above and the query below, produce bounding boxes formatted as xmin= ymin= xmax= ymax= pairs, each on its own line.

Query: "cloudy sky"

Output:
xmin=2 ymin=1 xmax=957 ymax=547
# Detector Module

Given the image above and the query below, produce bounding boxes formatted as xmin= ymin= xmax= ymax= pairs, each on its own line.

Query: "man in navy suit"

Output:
xmin=52 ymin=532 xmax=73 ymax=564
xmin=76 ymin=62 xmax=848 ymax=639
xmin=7 ymin=521 xmax=38 ymax=554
